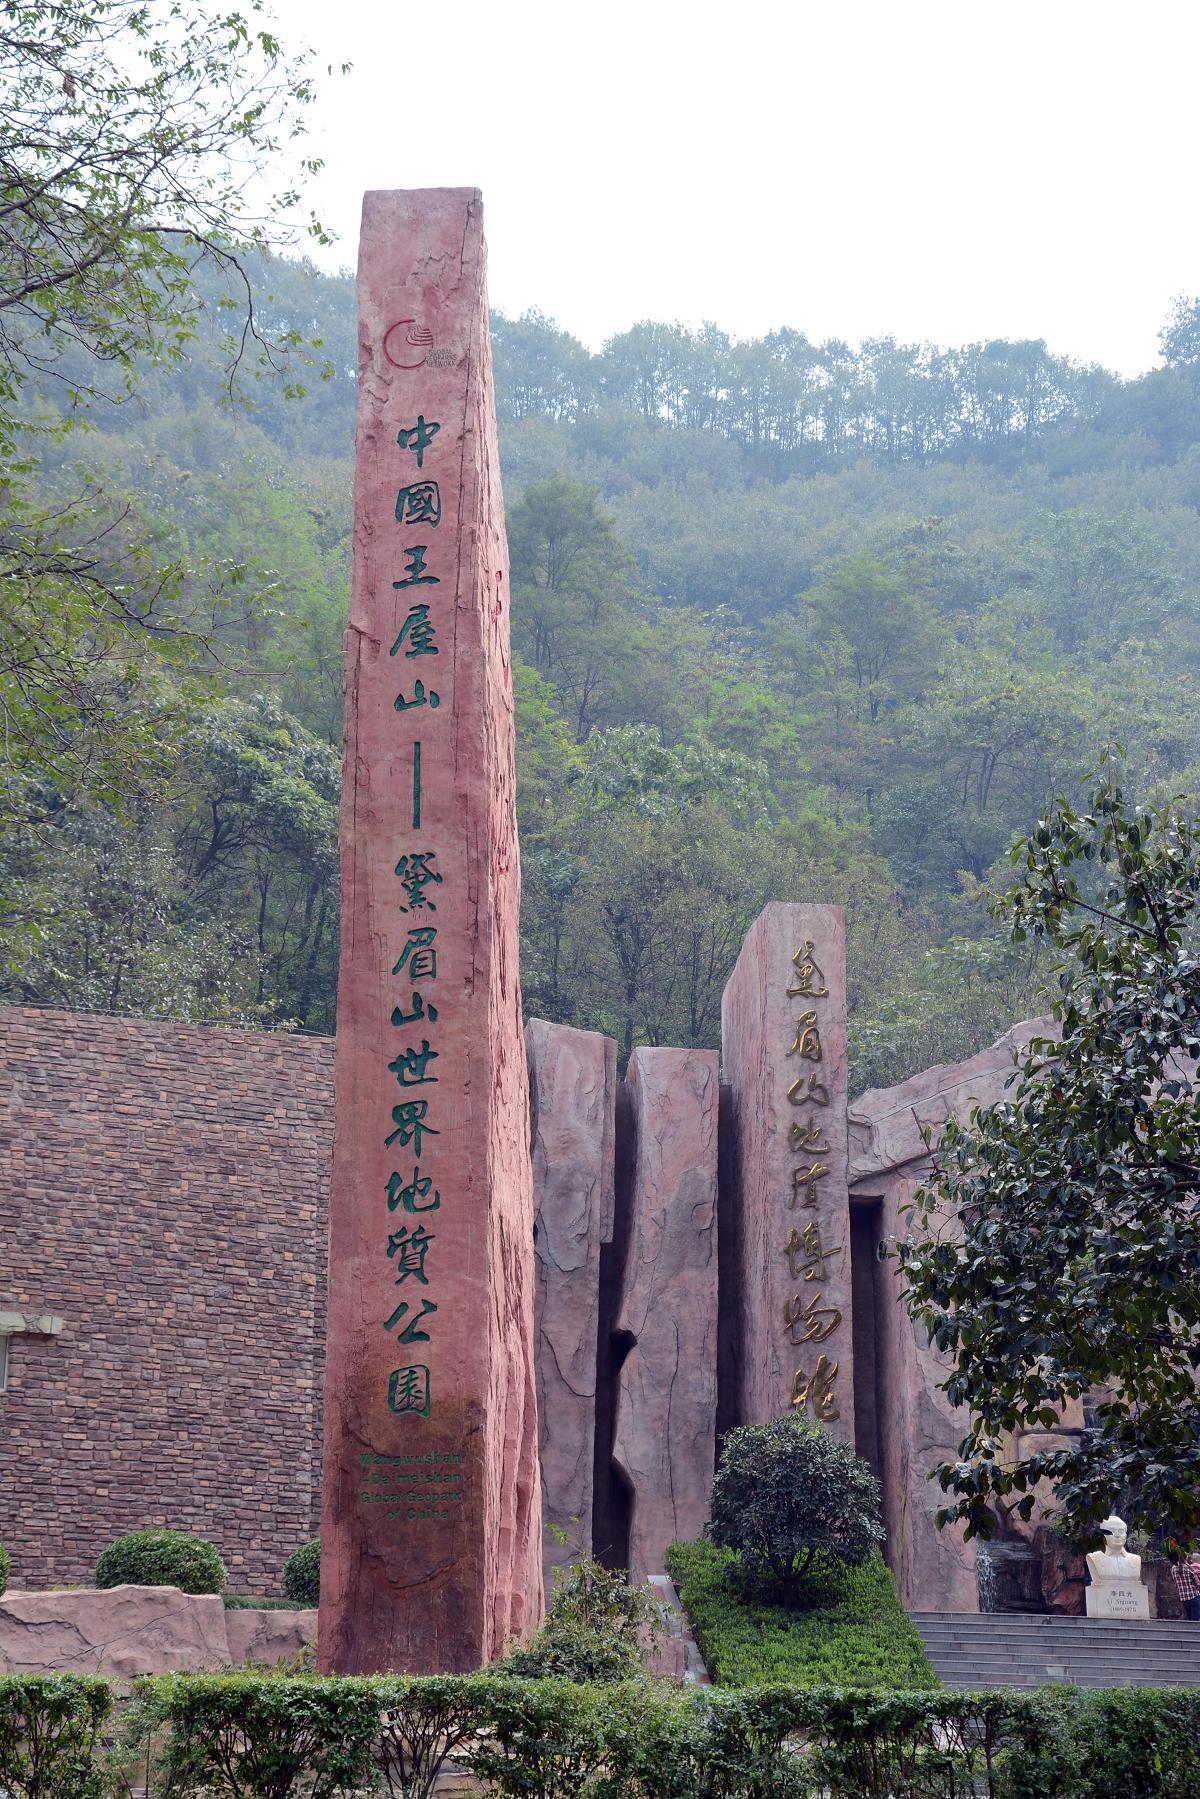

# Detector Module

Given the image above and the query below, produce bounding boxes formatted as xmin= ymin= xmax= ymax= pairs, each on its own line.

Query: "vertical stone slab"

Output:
xmin=721 ymin=904 xmax=854 ymax=1441
xmin=319 ymin=189 xmax=542 ymax=1674
xmin=613 ymin=1048 xmax=719 ymax=1581
xmin=526 ymin=1019 xmax=616 ymax=1579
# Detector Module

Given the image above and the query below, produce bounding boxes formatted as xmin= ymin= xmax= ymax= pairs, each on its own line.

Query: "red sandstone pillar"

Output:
xmin=526 ymin=1019 xmax=616 ymax=1581
xmin=613 ymin=1047 xmax=719 ymax=1581
xmin=319 ymin=189 xmax=542 ymax=1673
xmin=721 ymin=904 xmax=855 ymax=1442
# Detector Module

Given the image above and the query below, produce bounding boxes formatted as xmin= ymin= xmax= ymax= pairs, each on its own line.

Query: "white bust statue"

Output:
xmin=1086 ymin=1514 xmax=1142 ymax=1585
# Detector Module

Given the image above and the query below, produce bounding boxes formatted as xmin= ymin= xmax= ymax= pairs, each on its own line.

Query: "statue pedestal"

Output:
xmin=1085 ymin=1579 xmax=1150 ymax=1619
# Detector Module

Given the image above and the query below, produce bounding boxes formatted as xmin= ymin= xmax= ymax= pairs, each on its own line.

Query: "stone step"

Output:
xmin=910 ymin=1611 xmax=1200 ymax=1691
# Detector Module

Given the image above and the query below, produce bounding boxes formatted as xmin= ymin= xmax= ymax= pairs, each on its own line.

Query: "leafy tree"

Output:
xmin=0 ymin=0 xmax=329 ymax=815
xmin=0 ymin=0 xmax=327 ymax=432
xmin=706 ymin=1415 xmax=885 ymax=1610
xmin=895 ymin=759 xmax=1200 ymax=1543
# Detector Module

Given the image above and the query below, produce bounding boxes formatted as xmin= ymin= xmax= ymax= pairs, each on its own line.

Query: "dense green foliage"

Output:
xmin=896 ymin=761 xmax=1200 ymax=1543
xmin=16 ymin=262 xmax=1200 ymax=1086
xmin=8 ymin=1669 xmax=1200 ymax=1798
xmin=94 ymin=1529 xmax=226 ymax=1594
xmin=282 ymin=1539 xmax=321 ymax=1607
xmin=0 ymin=1674 xmax=112 ymax=1799
xmin=0 ymin=1541 xmax=8 ymax=1598
xmin=666 ymin=1540 xmax=935 ymax=1691
xmin=706 ymin=1416 xmax=885 ymax=1608
xmin=11 ymin=10 xmax=1200 ymax=1091
xmin=500 ymin=1558 xmax=661 ymax=1683
xmin=135 ymin=1672 xmax=382 ymax=1798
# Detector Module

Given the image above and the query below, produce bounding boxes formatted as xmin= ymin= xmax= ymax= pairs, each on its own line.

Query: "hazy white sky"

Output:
xmin=280 ymin=0 xmax=1199 ymax=376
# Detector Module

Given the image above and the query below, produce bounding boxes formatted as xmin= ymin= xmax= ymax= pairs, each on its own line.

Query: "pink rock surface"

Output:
xmin=0 ymin=1585 xmax=229 ymax=1684
xmin=847 ymin=1021 xmax=1056 ymax=1614
xmin=225 ymin=1606 xmax=317 ymax=1666
xmin=319 ymin=189 xmax=542 ymax=1674
xmin=526 ymin=1019 xmax=616 ymax=1579
xmin=613 ymin=1048 xmax=718 ymax=1582
xmin=847 ymin=1016 xmax=1053 ymax=1184
xmin=721 ymin=905 xmax=854 ymax=1441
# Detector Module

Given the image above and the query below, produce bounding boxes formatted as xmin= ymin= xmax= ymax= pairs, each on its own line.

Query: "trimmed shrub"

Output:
xmin=283 ymin=1538 xmax=320 ymax=1607
xmin=95 ymin=1529 xmax=226 ymax=1594
xmin=667 ymin=1539 xmax=938 ymax=1690
xmin=139 ymin=1671 xmax=382 ymax=1798
xmin=0 ymin=1674 xmax=112 ymax=1799
xmin=372 ymin=1674 xmax=493 ymax=1799
xmin=9 ymin=1668 xmax=1200 ymax=1799
xmin=462 ymin=1676 xmax=616 ymax=1799
xmin=0 ymin=1541 xmax=9 ymax=1598
xmin=707 ymin=1413 xmax=885 ymax=1609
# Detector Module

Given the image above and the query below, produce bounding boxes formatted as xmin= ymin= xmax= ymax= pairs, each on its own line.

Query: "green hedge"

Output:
xmin=6 ymin=1671 xmax=1200 ymax=1798
xmin=0 ymin=1674 xmax=113 ymax=1799
xmin=666 ymin=1539 xmax=939 ymax=1690
xmin=0 ymin=1541 xmax=9 ymax=1599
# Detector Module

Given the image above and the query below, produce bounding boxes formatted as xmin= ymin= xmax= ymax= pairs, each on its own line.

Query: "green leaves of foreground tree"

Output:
xmin=895 ymin=759 xmax=1200 ymax=1543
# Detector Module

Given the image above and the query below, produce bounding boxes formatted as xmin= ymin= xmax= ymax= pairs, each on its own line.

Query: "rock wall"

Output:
xmin=527 ymin=1020 xmax=616 ymax=1579
xmin=848 ymin=1018 xmax=1054 ymax=1613
xmin=612 ymin=1049 xmax=719 ymax=1583
xmin=0 ymin=1585 xmax=315 ymax=1685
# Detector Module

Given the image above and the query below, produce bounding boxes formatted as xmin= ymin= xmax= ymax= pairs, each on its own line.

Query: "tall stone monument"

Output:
xmin=722 ymin=903 xmax=854 ymax=1440
xmin=319 ymin=189 xmax=543 ymax=1674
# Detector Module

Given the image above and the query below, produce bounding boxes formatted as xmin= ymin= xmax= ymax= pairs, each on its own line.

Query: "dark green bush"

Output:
xmin=0 ymin=1541 xmax=9 ymax=1598
xmin=707 ymin=1413 xmax=885 ymax=1609
xmin=500 ymin=1618 xmax=645 ymax=1683
xmin=500 ymin=1557 xmax=661 ymax=1683
xmin=372 ymin=1674 xmax=492 ymax=1799
xmin=139 ymin=1671 xmax=382 ymax=1798
xmin=0 ymin=1674 xmax=112 ymax=1799
xmin=94 ymin=1528 xmax=226 ymax=1595
xmin=997 ymin=1687 xmax=1200 ymax=1799
xmin=462 ymin=1676 xmax=617 ymax=1799
xmin=283 ymin=1539 xmax=320 ymax=1606
xmin=667 ymin=1539 xmax=937 ymax=1690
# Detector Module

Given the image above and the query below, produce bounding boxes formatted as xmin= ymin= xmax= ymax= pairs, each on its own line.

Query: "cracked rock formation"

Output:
xmin=0 ymin=1585 xmax=317 ymax=1683
xmin=613 ymin=1047 xmax=719 ymax=1582
xmin=527 ymin=1019 xmax=616 ymax=1579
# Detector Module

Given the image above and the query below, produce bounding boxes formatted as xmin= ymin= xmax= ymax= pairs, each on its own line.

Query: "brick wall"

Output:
xmin=0 ymin=1008 xmax=334 ymax=1594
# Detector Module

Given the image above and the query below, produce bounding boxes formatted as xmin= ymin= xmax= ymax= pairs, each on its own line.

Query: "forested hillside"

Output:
xmin=10 ymin=251 xmax=1200 ymax=1092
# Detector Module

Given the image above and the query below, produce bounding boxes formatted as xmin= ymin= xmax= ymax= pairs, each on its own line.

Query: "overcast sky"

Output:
xmin=280 ymin=0 xmax=1199 ymax=377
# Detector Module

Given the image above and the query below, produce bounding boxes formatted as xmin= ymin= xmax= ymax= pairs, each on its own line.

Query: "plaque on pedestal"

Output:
xmin=1085 ymin=1578 xmax=1150 ymax=1619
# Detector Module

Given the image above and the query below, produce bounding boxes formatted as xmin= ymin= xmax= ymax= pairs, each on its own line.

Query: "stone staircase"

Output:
xmin=911 ymin=1612 xmax=1200 ymax=1690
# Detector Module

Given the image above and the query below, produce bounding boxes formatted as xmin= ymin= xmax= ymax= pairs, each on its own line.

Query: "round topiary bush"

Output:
xmin=94 ymin=1530 xmax=226 ymax=1595
xmin=707 ymin=1413 xmax=885 ymax=1609
xmin=0 ymin=1541 xmax=9 ymax=1598
xmin=282 ymin=1538 xmax=320 ymax=1606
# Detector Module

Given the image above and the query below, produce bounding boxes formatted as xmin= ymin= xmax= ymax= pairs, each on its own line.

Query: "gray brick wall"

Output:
xmin=0 ymin=1008 xmax=333 ymax=1594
